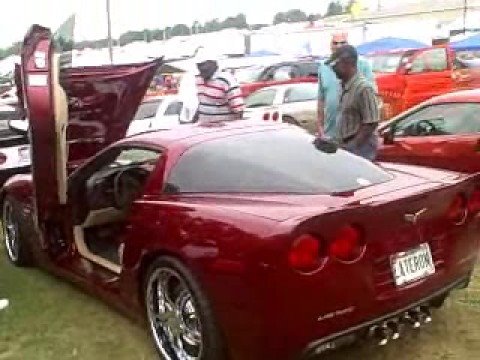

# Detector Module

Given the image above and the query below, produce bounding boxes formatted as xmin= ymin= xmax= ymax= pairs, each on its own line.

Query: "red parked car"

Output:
xmin=378 ymin=89 xmax=480 ymax=173
xmin=4 ymin=25 xmax=480 ymax=360
xmin=240 ymin=60 xmax=318 ymax=98
xmin=371 ymin=46 xmax=480 ymax=119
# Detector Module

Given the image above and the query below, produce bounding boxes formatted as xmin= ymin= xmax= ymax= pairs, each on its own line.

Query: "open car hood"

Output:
xmin=19 ymin=26 xmax=161 ymax=163
xmin=60 ymin=62 xmax=161 ymax=162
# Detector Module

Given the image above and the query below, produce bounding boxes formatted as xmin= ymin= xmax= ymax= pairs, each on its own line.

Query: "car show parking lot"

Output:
xmin=1 ymin=242 xmax=480 ymax=360
xmin=3 ymin=9 xmax=480 ymax=360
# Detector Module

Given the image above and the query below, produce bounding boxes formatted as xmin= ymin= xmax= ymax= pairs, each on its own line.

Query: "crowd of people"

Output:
xmin=193 ymin=32 xmax=380 ymax=160
xmin=147 ymin=74 xmax=181 ymax=97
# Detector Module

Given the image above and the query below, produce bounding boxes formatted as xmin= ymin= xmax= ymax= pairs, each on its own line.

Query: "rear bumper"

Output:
xmin=301 ymin=275 xmax=470 ymax=359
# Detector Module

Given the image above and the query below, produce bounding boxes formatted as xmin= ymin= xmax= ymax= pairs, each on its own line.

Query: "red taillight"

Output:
xmin=288 ymin=234 xmax=323 ymax=272
xmin=263 ymin=113 xmax=270 ymax=121
xmin=446 ymin=194 xmax=467 ymax=224
xmin=328 ymin=225 xmax=365 ymax=262
xmin=272 ymin=112 xmax=279 ymax=121
xmin=0 ymin=152 xmax=6 ymax=165
xmin=468 ymin=188 xmax=480 ymax=214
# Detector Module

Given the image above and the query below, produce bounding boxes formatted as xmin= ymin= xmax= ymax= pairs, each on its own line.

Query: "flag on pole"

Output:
xmin=53 ymin=14 xmax=76 ymax=51
xmin=53 ymin=14 xmax=76 ymax=67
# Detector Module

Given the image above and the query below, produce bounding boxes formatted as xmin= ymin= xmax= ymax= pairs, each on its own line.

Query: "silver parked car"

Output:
xmin=244 ymin=83 xmax=318 ymax=134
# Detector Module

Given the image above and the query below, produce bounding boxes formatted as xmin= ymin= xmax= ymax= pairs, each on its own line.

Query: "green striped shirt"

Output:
xmin=337 ymin=73 xmax=379 ymax=142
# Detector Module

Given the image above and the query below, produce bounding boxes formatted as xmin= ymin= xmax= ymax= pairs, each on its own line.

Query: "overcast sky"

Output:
xmin=2 ymin=0 xmax=398 ymax=48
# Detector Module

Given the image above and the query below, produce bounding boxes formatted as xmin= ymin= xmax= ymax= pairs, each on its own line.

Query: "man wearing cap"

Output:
xmin=326 ymin=45 xmax=379 ymax=160
xmin=317 ymin=32 xmax=375 ymax=139
xmin=193 ymin=48 xmax=244 ymax=123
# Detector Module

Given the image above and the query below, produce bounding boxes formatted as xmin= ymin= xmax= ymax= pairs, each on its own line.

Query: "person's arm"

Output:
xmin=226 ymin=76 xmax=245 ymax=119
xmin=351 ymin=86 xmax=379 ymax=147
xmin=352 ymin=123 xmax=377 ymax=147
xmin=317 ymin=99 xmax=325 ymax=135
xmin=192 ymin=110 xmax=199 ymax=123
xmin=317 ymin=65 xmax=325 ymax=136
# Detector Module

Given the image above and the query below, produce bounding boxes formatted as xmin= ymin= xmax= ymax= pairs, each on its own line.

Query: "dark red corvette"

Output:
xmin=3 ymin=25 xmax=480 ymax=360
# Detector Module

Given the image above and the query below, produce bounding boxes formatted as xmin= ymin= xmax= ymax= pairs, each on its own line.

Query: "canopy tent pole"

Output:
xmin=106 ymin=0 xmax=113 ymax=64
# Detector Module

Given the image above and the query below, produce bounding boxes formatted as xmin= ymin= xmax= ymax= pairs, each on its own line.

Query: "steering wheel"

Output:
xmin=415 ymin=119 xmax=437 ymax=136
xmin=113 ymin=169 xmax=141 ymax=209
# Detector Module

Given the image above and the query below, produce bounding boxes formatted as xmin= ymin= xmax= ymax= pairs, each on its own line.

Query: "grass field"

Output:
xmin=1 ymin=243 xmax=480 ymax=360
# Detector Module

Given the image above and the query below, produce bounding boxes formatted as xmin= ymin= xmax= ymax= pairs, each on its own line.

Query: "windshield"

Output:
xmin=284 ymin=83 xmax=318 ymax=103
xmin=166 ymin=129 xmax=392 ymax=194
xmin=234 ymin=67 xmax=265 ymax=83
xmin=134 ymin=100 xmax=163 ymax=120
xmin=369 ymin=54 xmax=403 ymax=73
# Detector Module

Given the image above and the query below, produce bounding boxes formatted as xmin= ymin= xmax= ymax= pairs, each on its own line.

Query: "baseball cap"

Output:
xmin=195 ymin=47 xmax=219 ymax=64
xmin=325 ymin=45 xmax=358 ymax=66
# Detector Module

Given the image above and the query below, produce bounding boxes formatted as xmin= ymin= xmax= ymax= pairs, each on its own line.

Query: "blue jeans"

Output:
xmin=343 ymin=135 xmax=378 ymax=161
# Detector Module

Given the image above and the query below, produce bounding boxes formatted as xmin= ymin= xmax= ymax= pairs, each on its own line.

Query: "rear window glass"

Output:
xmin=166 ymin=129 xmax=392 ymax=194
xmin=234 ymin=67 xmax=265 ymax=83
xmin=164 ymin=101 xmax=183 ymax=116
xmin=134 ymin=100 xmax=163 ymax=120
xmin=298 ymin=62 xmax=319 ymax=77
xmin=284 ymin=84 xmax=318 ymax=103
xmin=369 ymin=54 xmax=403 ymax=73
xmin=246 ymin=89 xmax=276 ymax=108
xmin=410 ymin=48 xmax=448 ymax=73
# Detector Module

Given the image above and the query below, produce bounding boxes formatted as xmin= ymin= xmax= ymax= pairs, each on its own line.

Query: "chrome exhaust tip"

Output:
xmin=402 ymin=311 xmax=421 ymax=328
xmin=372 ymin=323 xmax=391 ymax=346
xmin=420 ymin=306 xmax=432 ymax=324
xmin=387 ymin=320 xmax=400 ymax=340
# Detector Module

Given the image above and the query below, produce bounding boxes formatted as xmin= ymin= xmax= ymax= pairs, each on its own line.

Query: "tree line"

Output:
xmin=0 ymin=2 xmax=349 ymax=61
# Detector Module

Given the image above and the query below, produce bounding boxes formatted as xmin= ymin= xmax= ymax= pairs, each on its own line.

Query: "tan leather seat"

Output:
xmin=51 ymin=55 xmax=68 ymax=204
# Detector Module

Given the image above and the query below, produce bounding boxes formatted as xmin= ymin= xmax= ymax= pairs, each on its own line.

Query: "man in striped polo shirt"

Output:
xmin=194 ymin=49 xmax=244 ymax=123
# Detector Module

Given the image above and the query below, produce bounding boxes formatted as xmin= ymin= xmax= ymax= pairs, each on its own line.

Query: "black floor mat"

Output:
xmin=84 ymin=224 xmax=123 ymax=265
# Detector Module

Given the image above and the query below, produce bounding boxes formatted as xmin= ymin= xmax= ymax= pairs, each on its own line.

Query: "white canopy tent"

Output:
xmin=0 ymin=55 xmax=20 ymax=77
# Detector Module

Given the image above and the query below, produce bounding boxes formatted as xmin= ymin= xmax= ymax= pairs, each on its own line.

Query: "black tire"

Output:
xmin=430 ymin=293 xmax=448 ymax=309
xmin=143 ymin=256 xmax=227 ymax=360
xmin=2 ymin=195 xmax=32 ymax=266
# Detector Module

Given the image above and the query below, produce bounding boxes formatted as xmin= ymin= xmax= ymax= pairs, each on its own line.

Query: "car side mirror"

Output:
xmin=383 ymin=128 xmax=395 ymax=145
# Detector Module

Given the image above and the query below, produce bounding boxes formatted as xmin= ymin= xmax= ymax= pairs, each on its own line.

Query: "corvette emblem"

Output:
xmin=404 ymin=208 xmax=428 ymax=224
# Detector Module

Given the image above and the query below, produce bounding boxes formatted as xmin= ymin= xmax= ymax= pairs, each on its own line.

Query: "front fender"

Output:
xmin=1 ymin=174 xmax=34 ymax=206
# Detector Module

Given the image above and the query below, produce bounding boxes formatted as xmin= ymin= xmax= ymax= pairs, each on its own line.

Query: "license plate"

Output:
xmin=390 ymin=243 xmax=435 ymax=287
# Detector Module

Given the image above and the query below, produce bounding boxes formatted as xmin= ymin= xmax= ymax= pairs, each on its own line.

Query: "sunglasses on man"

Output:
xmin=332 ymin=41 xmax=347 ymax=45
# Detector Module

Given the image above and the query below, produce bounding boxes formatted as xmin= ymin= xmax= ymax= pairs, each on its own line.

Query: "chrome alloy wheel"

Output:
xmin=3 ymin=201 xmax=19 ymax=262
xmin=146 ymin=267 xmax=203 ymax=360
